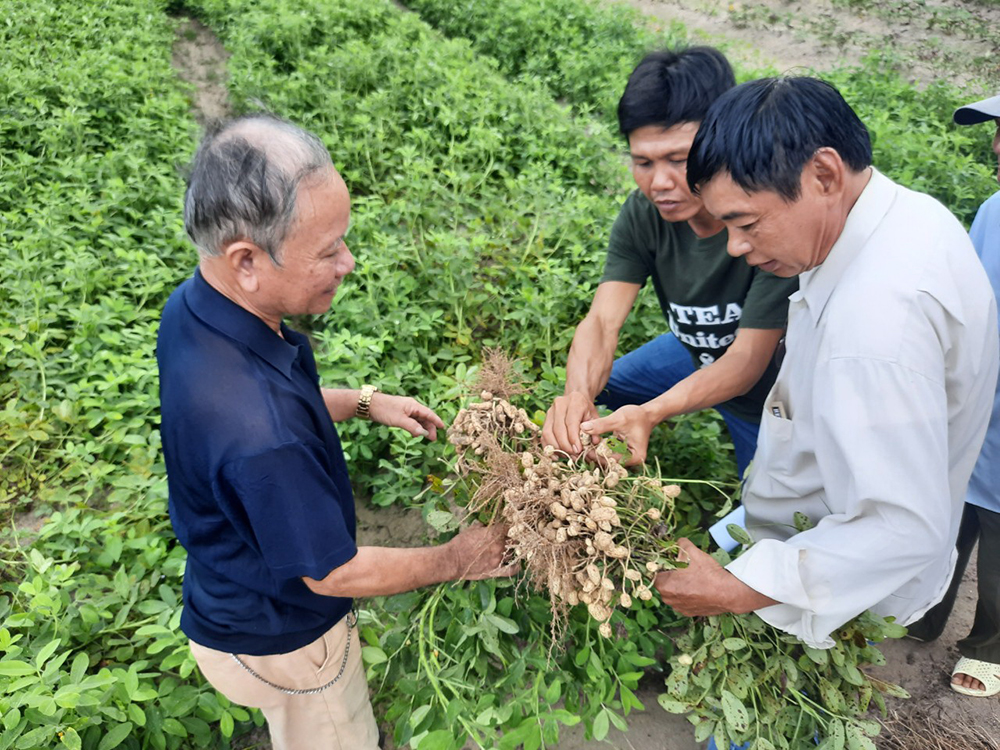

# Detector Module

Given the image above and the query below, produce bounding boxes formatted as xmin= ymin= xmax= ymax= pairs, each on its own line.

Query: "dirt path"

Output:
xmin=172 ymin=7 xmax=1000 ymax=749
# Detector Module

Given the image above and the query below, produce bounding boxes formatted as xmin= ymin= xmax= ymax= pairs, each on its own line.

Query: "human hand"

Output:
xmin=542 ymin=391 xmax=599 ymax=456
xmin=447 ymin=523 xmax=520 ymax=581
xmin=367 ymin=393 xmax=445 ymax=440
xmin=579 ymin=404 xmax=653 ymax=466
xmin=654 ymin=538 xmax=775 ymax=616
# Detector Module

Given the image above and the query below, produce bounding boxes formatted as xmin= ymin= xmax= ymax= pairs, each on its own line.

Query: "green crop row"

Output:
xmin=0 ymin=0 xmax=734 ymax=747
xmin=402 ymin=0 xmax=686 ymax=121
xmin=0 ymin=3 xmax=273 ymax=748
xmin=402 ymin=0 xmax=997 ymax=226
xmin=183 ymin=0 xmax=736 ymax=510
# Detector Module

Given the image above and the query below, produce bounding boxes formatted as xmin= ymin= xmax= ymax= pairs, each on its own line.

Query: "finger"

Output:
xmin=580 ymin=415 xmax=613 ymax=437
xmin=676 ymin=538 xmax=697 ymax=554
xmin=549 ymin=403 xmax=576 ymax=455
xmin=416 ymin=406 xmax=446 ymax=430
xmin=493 ymin=561 xmax=521 ymax=578
xmin=398 ymin=417 xmax=431 ymax=439
xmin=621 ymin=443 xmax=646 ymax=467
xmin=413 ymin=415 xmax=439 ymax=441
xmin=541 ymin=406 xmax=557 ymax=448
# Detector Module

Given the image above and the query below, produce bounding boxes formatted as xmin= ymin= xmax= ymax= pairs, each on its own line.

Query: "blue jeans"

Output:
xmin=597 ymin=333 xmax=759 ymax=478
xmin=706 ymin=740 xmax=748 ymax=750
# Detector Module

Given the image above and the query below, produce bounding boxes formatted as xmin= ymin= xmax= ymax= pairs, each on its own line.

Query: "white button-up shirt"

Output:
xmin=727 ymin=169 xmax=999 ymax=648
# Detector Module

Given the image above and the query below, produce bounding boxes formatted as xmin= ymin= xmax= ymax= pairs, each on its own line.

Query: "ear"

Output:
xmin=806 ymin=147 xmax=846 ymax=198
xmin=221 ymin=240 xmax=265 ymax=294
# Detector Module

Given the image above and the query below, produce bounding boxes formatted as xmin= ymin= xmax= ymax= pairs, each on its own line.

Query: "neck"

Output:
xmin=815 ymin=166 xmax=874 ymax=267
xmin=199 ymin=260 xmax=283 ymax=334
xmin=686 ymin=207 xmax=725 ymax=239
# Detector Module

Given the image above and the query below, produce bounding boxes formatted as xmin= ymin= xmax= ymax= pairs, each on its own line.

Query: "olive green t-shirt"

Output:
xmin=600 ymin=190 xmax=799 ymax=424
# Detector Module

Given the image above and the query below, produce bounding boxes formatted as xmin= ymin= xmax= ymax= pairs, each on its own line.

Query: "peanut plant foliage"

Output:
xmin=1 ymin=0 xmax=993 ymax=748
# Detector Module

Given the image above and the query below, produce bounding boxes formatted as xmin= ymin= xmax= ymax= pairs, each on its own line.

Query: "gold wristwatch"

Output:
xmin=356 ymin=384 xmax=378 ymax=420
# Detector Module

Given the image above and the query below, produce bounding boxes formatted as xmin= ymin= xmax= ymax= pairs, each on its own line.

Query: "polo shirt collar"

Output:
xmin=798 ymin=168 xmax=896 ymax=321
xmin=184 ymin=268 xmax=300 ymax=378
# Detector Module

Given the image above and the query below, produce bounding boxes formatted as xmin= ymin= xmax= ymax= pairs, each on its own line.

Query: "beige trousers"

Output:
xmin=189 ymin=616 xmax=380 ymax=750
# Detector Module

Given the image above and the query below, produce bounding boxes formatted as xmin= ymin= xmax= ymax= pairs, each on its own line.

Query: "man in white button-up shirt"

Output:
xmin=652 ymin=76 xmax=999 ymax=649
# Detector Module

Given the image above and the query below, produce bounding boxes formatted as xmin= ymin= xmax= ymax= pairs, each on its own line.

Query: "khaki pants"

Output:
xmin=189 ymin=616 xmax=380 ymax=750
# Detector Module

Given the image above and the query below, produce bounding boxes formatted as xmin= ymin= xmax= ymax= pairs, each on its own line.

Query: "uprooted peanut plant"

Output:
xmin=442 ymin=352 xmax=909 ymax=750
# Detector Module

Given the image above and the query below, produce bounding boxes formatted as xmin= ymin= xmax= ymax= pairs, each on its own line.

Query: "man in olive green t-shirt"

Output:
xmin=542 ymin=48 xmax=798 ymax=476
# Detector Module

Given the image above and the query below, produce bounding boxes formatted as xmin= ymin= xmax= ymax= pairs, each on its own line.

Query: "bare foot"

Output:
xmin=952 ymin=672 xmax=986 ymax=692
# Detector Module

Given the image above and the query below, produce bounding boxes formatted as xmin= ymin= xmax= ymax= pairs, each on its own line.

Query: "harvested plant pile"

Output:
xmin=449 ymin=388 xmax=687 ymax=639
xmin=445 ymin=353 xmax=910 ymax=750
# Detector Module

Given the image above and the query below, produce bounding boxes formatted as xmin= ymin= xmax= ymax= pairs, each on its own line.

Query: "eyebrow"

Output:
xmin=719 ymin=211 xmax=754 ymax=222
xmin=322 ymin=236 xmax=345 ymax=254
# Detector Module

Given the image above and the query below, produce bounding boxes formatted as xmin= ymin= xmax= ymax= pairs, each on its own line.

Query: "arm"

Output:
xmin=322 ymin=388 xmax=445 ymax=440
xmin=542 ymin=281 xmax=640 ymax=454
xmin=643 ymin=326 xmax=782 ymax=421
xmin=302 ymin=523 xmax=515 ymax=598
xmin=581 ymin=327 xmax=783 ymax=465
xmin=727 ymin=356 xmax=957 ymax=648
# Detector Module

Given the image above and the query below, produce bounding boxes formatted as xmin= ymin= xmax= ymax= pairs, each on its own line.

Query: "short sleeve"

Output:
xmin=738 ymin=268 xmax=798 ymax=329
xmin=600 ymin=191 xmax=654 ymax=285
xmin=216 ymin=442 xmax=357 ymax=580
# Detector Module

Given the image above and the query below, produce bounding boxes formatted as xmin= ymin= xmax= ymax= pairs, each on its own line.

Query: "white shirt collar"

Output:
xmin=796 ymin=168 xmax=896 ymax=321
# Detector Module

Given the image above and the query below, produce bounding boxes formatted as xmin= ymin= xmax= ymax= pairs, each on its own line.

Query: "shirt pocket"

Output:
xmin=746 ymin=389 xmax=797 ymax=498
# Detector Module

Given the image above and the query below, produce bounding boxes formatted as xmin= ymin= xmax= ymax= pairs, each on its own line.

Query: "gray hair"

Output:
xmin=183 ymin=114 xmax=334 ymax=263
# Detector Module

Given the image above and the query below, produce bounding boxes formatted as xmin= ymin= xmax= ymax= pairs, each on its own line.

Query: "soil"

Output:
xmin=622 ymin=0 xmax=999 ymax=93
xmin=167 ymin=4 xmax=1000 ymax=748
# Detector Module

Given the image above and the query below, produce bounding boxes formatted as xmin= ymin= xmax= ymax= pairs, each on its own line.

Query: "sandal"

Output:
xmin=951 ymin=656 xmax=1000 ymax=697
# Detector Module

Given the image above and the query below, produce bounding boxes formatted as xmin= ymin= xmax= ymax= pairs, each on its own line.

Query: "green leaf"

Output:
xmin=0 ymin=661 xmax=35 ymax=677
xmin=409 ymin=704 xmax=432 ymax=728
xmin=726 ymin=524 xmax=754 ymax=547
xmin=361 ymin=646 xmax=388 ymax=665
xmin=97 ymin=723 xmax=133 ymax=750
xmin=845 ymin=721 xmax=877 ymax=750
xmin=607 ymin=710 xmax=628 ymax=732
xmin=657 ymin=696 xmax=689 ymax=714
xmin=722 ymin=637 xmax=748 ymax=651
xmin=793 ymin=511 xmax=814 ymax=531
xmin=485 ymin=614 xmax=519 ymax=634
xmin=803 ymin=645 xmax=829 ymax=665
xmin=416 ymin=729 xmax=455 ymax=750
xmin=591 ymin=709 xmax=610 ymax=741
xmin=721 ymin=689 xmax=750 ymax=733
xmin=162 ymin=718 xmax=187 ymax=737
xmin=818 ymin=718 xmax=846 ymax=750
xmin=694 ymin=719 xmax=715 ymax=743
xmin=69 ymin=652 xmax=89 ymax=684
xmin=34 ymin=639 xmax=61 ymax=667
xmin=543 ymin=678 xmax=562 ymax=704
xmin=219 ymin=711 xmax=234 ymax=738
xmin=60 ymin=727 xmax=82 ymax=750
xmin=128 ymin=703 xmax=147 ymax=727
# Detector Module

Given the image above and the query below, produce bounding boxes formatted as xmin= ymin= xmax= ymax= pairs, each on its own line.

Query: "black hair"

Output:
xmin=686 ymin=77 xmax=872 ymax=200
xmin=616 ymin=47 xmax=736 ymax=137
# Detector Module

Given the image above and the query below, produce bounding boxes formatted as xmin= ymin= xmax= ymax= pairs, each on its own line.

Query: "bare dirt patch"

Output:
xmin=622 ymin=0 xmax=999 ymax=93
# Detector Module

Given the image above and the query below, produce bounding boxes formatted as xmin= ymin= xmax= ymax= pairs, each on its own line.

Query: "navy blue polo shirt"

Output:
xmin=157 ymin=269 xmax=356 ymax=655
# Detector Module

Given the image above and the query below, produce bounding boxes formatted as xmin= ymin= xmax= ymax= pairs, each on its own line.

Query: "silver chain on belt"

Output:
xmin=229 ymin=611 xmax=357 ymax=696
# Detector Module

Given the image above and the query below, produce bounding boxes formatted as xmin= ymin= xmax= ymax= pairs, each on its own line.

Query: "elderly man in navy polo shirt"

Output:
xmin=157 ymin=114 xmax=514 ymax=750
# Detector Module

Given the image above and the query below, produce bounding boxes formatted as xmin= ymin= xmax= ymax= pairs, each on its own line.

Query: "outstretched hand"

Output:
xmin=654 ymin=538 xmax=777 ymax=616
xmin=368 ymin=393 xmax=446 ymax=441
xmin=448 ymin=523 xmax=520 ymax=581
xmin=580 ymin=404 xmax=653 ymax=466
